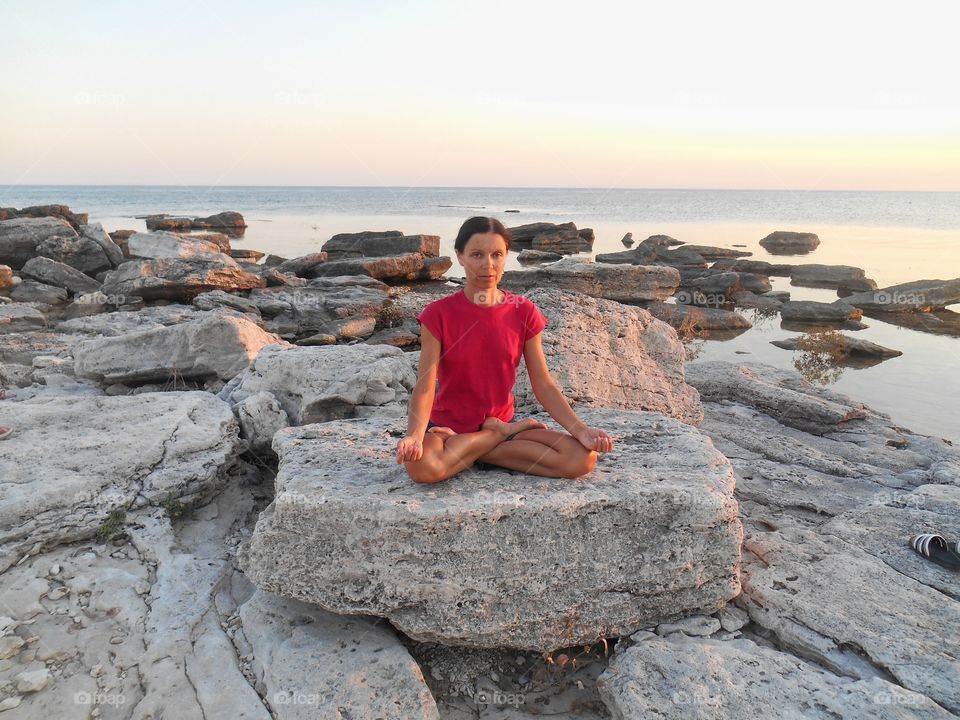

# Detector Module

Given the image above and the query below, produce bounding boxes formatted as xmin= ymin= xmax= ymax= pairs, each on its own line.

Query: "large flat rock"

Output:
xmin=0 ymin=391 xmax=242 ymax=570
xmin=240 ymin=408 xmax=743 ymax=652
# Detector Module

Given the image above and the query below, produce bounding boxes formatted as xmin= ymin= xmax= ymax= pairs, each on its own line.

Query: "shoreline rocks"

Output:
xmin=501 ymin=256 xmax=680 ymax=303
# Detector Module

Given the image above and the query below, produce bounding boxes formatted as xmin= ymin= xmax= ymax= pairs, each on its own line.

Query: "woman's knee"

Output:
xmin=405 ymin=457 xmax=447 ymax=484
xmin=560 ymin=447 xmax=597 ymax=479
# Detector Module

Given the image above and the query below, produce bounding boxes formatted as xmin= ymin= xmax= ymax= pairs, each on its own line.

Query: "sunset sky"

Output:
xmin=2 ymin=0 xmax=958 ymax=190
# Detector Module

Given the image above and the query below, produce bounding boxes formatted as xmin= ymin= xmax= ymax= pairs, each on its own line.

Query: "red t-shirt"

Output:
xmin=415 ymin=289 xmax=549 ymax=433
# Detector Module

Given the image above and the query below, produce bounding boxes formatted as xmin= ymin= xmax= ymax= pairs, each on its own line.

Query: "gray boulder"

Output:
xmin=73 ymin=313 xmax=290 ymax=384
xmin=645 ymin=302 xmax=752 ymax=332
xmin=512 ymin=289 xmax=703 ymax=425
xmin=0 ymin=303 xmax=47 ymax=334
xmin=599 ymin=632 xmax=951 ymax=719
xmin=0 ymin=217 xmax=80 ymax=270
xmin=780 ymin=300 xmax=862 ymax=323
xmin=20 ymin=256 xmax=102 ymax=295
xmin=239 ymin=589 xmax=439 ymax=719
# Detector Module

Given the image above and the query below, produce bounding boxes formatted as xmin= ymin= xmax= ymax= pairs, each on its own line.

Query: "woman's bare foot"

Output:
xmin=426 ymin=426 xmax=456 ymax=440
xmin=481 ymin=416 xmax=547 ymax=439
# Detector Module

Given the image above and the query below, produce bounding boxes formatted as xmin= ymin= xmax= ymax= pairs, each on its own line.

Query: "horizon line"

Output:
xmin=3 ymin=184 xmax=959 ymax=194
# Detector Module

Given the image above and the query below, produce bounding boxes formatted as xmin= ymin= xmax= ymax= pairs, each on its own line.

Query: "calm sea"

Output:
xmin=2 ymin=186 xmax=958 ymax=442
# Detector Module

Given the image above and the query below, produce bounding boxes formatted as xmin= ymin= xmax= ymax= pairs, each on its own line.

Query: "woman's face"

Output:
xmin=457 ymin=232 xmax=508 ymax=287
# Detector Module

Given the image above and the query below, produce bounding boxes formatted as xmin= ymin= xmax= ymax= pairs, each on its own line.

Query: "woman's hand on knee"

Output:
xmin=572 ymin=426 xmax=614 ymax=453
xmin=395 ymin=435 xmax=424 ymax=463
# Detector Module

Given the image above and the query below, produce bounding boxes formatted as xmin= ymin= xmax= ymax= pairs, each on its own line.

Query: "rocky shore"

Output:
xmin=1 ymin=207 xmax=958 ymax=718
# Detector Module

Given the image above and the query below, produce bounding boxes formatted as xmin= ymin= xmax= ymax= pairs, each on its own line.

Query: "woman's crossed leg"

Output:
xmin=404 ymin=417 xmax=596 ymax=484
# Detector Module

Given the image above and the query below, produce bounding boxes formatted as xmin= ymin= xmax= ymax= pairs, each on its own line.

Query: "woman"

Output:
xmin=395 ymin=216 xmax=614 ymax=483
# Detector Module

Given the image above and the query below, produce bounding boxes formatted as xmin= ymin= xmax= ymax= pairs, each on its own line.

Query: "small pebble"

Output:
xmin=0 ymin=696 xmax=22 ymax=711
xmin=490 ymin=671 xmax=499 ymax=682
xmin=0 ymin=636 xmax=25 ymax=660
xmin=109 ymin=635 xmax=126 ymax=645
xmin=47 ymin=587 xmax=69 ymax=601
xmin=48 ymin=564 xmax=61 ymax=576
xmin=90 ymin=663 xmax=103 ymax=677
xmin=16 ymin=668 xmax=50 ymax=693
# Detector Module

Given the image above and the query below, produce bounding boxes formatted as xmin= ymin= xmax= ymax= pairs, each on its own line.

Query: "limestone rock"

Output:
xmin=100 ymin=256 xmax=267 ymax=301
xmin=790 ymin=264 xmax=877 ymax=292
xmin=598 ymin=633 xmax=951 ymax=719
xmin=0 ymin=217 xmax=79 ymax=270
xmin=0 ymin=303 xmax=47 ymax=334
xmin=240 ymin=408 xmax=743 ymax=652
xmin=501 ymin=256 xmax=680 ymax=303
xmin=511 ymin=289 xmax=703 ymax=425
xmin=686 ymin=361 xmax=869 ymax=435
xmin=126 ymin=231 xmax=225 ymax=261
xmin=239 ymin=589 xmax=439 ymax=719
xmin=224 ymin=343 xmax=416 ymax=427
xmin=20 ymin=256 xmax=102 ymax=295
xmin=73 ymin=313 xmax=289 ymax=383
xmin=0 ymin=391 xmax=242 ymax=570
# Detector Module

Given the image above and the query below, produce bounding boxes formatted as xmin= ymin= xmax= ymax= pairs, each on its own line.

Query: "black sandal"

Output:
xmin=909 ymin=533 xmax=960 ymax=570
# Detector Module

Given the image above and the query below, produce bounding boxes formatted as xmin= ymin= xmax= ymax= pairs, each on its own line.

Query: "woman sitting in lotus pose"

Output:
xmin=395 ymin=216 xmax=614 ymax=483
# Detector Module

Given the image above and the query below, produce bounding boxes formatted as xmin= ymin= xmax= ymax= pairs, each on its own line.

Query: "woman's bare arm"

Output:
xmin=406 ymin=325 xmax=441 ymax=439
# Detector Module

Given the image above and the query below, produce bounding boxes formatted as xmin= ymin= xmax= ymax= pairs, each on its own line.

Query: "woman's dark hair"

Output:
xmin=454 ymin=216 xmax=512 ymax=253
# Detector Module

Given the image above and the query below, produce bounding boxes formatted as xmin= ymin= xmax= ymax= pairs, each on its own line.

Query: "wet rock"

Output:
xmin=711 ymin=258 xmax=794 ymax=276
xmin=843 ymin=278 xmax=960 ymax=312
xmin=759 ymin=231 xmax=820 ymax=254
xmin=645 ymin=302 xmax=752 ymax=333
xmin=780 ymin=300 xmax=862 ymax=323
xmin=790 ymin=264 xmax=877 ymax=292
xmin=771 ymin=334 xmax=902 ymax=359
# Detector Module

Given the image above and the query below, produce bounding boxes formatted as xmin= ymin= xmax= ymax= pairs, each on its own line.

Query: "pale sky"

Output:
xmin=2 ymin=0 xmax=958 ymax=190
